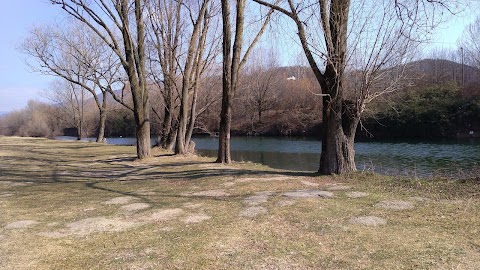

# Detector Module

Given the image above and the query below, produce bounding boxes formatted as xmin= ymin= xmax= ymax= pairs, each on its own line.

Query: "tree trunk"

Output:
xmin=160 ymin=105 xmax=173 ymax=149
xmin=217 ymin=0 xmax=234 ymax=163
xmin=96 ymin=92 xmax=108 ymax=143
xmin=319 ymin=96 xmax=359 ymax=174
xmin=126 ymin=0 xmax=151 ymax=160
xmin=217 ymin=87 xmax=232 ymax=163
xmin=165 ymin=119 xmax=178 ymax=152
xmin=185 ymin=85 xmax=198 ymax=151
xmin=134 ymin=107 xmax=151 ymax=159
xmin=96 ymin=109 xmax=107 ymax=143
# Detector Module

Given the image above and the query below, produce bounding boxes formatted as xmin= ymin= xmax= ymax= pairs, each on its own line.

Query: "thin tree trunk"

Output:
xmin=165 ymin=118 xmax=178 ymax=151
xmin=96 ymin=92 xmax=108 ymax=143
xmin=160 ymin=81 xmax=174 ymax=149
xmin=160 ymin=105 xmax=173 ymax=148
xmin=217 ymin=0 xmax=234 ymax=163
xmin=185 ymin=86 xmax=198 ymax=151
xmin=217 ymin=92 xmax=232 ymax=163
xmin=175 ymin=1 xmax=209 ymax=155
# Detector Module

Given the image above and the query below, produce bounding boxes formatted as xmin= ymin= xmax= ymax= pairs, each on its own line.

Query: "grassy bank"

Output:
xmin=0 ymin=136 xmax=479 ymax=269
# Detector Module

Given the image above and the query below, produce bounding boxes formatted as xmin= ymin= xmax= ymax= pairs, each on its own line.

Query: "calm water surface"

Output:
xmin=57 ymin=136 xmax=480 ymax=177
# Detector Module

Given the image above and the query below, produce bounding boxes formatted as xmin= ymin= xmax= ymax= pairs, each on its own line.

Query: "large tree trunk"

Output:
xmin=133 ymin=105 xmax=151 ymax=159
xmin=316 ymin=0 xmax=353 ymax=174
xmin=319 ymin=95 xmax=359 ymax=174
xmin=129 ymin=73 xmax=151 ymax=159
xmin=120 ymin=69 xmax=150 ymax=158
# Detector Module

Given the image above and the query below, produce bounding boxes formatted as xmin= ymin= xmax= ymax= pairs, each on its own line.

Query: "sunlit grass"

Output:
xmin=0 ymin=136 xmax=479 ymax=269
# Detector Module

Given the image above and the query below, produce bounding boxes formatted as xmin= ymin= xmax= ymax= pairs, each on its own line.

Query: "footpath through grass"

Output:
xmin=0 ymin=136 xmax=479 ymax=269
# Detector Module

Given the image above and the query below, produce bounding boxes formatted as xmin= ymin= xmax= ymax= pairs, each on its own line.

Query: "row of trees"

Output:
xmin=15 ymin=0 xmax=459 ymax=174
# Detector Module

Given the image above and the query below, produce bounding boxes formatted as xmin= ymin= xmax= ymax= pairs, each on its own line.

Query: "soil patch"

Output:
xmin=283 ymin=190 xmax=334 ymax=198
xmin=0 ymin=181 xmax=33 ymax=187
xmin=136 ymin=190 xmax=156 ymax=196
xmin=240 ymin=206 xmax=267 ymax=218
xmin=198 ymin=163 xmax=236 ymax=170
xmin=409 ymin=196 xmax=431 ymax=202
xmin=182 ymin=214 xmax=211 ymax=224
xmin=350 ymin=216 xmax=387 ymax=226
xmin=221 ymin=181 xmax=236 ymax=187
xmin=346 ymin=191 xmax=369 ymax=198
xmin=236 ymin=176 xmax=290 ymax=183
xmin=277 ymin=200 xmax=296 ymax=207
xmin=103 ymin=196 xmax=137 ymax=205
xmin=327 ymin=185 xmax=351 ymax=191
xmin=376 ymin=200 xmax=414 ymax=210
xmin=301 ymin=180 xmax=319 ymax=187
xmin=41 ymin=217 xmax=142 ymax=238
xmin=183 ymin=202 xmax=204 ymax=209
xmin=147 ymin=208 xmax=184 ymax=222
xmin=5 ymin=220 xmax=39 ymax=229
xmin=186 ymin=189 xmax=230 ymax=197
xmin=0 ymin=192 xmax=14 ymax=198
xmin=244 ymin=191 xmax=273 ymax=206
xmin=121 ymin=203 xmax=151 ymax=212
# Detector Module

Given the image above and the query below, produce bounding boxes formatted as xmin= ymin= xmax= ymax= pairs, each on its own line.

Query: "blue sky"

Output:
xmin=0 ymin=0 xmax=63 ymax=113
xmin=0 ymin=1 xmax=477 ymax=113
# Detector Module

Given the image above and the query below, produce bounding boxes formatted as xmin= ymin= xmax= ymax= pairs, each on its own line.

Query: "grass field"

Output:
xmin=0 ymin=136 xmax=479 ymax=269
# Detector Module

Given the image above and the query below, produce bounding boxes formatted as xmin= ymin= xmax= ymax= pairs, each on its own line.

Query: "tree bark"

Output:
xmin=216 ymin=0 xmax=235 ymax=163
xmin=126 ymin=0 xmax=151 ymax=159
xmin=160 ymin=101 xmax=173 ymax=149
xmin=319 ymin=94 xmax=359 ymax=174
xmin=96 ymin=92 xmax=108 ymax=143
xmin=217 ymin=83 xmax=233 ymax=163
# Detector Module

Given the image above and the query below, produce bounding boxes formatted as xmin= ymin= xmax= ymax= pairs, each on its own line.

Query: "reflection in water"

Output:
xmin=198 ymin=149 xmax=319 ymax=172
xmin=56 ymin=136 xmax=480 ymax=177
xmin=194 ymin=137 xmax=480 ymax=177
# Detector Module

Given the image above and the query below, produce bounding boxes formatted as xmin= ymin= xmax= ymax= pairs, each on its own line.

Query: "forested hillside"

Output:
xmin=1 ymin=59 xmax=479 ymax=140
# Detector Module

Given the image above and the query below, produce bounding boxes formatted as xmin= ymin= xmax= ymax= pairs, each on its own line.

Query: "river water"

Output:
xmin=56 ymin=136 xmax=480 ymax=177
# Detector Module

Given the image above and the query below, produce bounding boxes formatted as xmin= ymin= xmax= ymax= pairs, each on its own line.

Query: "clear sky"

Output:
xmin=0 ymin=1 xmax=477 ymax=113
xmin=0 ymin=0 xmax=64 ymax=113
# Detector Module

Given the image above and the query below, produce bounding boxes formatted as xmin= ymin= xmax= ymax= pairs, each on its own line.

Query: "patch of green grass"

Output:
xmin=0 ymin=136 xmax=479 ymax=269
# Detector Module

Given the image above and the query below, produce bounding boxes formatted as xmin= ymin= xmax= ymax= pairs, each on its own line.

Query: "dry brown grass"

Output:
xmin=0 ymin=136 xmax=479 ymax=269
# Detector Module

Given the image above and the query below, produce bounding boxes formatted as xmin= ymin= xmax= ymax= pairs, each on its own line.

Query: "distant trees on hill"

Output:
xmin=3 ymin=58 xmax=479 ymax=140
xmin=361 ymin=84 xmax=480 ymax=139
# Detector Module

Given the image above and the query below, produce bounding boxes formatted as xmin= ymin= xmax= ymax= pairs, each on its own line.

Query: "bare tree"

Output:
xmin=51 ymin=0 xmax=151 ymax=159
xmin=243 ymin=48 xmax=280 ymax=123
xmin=147 ymin=0 xmax=221 ymax=154
xmin=459 ymin=15 xmax=480 ymax=94
xmin=174 ymin=0 xmax=214 ymax=155
xmin=147 ymin=0 xmax=183 ymax=151
xmin=0 ymin=100 xmax=62 ymax=138
xmin=217 ymin=0 xmax=277 ymax=163
xmin=253 ymin=0 xmax=454 ymax=174
xmin=46 ymin=79 xmax=89 ymax=139
xmin=21 ymin=23 xmax=123 ymax=143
